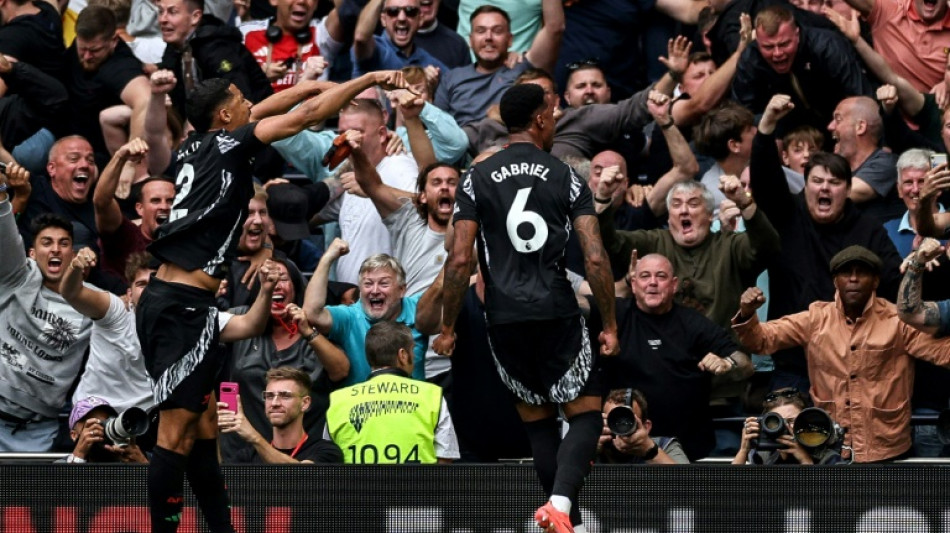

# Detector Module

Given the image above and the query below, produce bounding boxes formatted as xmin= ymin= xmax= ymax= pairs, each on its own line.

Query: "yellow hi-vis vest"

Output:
xmin=327 ymin=372 xmax=443 ymax=464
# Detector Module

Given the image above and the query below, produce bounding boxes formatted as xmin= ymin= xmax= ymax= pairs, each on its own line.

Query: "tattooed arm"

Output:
xmin=574 ymin=214 xmax=619 ymax=356
xmin=897 ymin=238 xmax=945 ymax=334
xmin=432 ymin=219 xmax=478 ymax=356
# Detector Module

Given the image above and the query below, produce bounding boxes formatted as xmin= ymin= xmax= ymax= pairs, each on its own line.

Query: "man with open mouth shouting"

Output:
xmin=748 ymin=93 xmax=903 ymax=395
xmin=0 ymin=163 xmax=94 ymax=453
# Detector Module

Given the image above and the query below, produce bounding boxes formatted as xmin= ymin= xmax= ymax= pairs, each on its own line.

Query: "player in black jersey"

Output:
xmin=136 ymin=70 xmax=409 ymax=533
xmin=436 ymin=83 xmax=619 ymax=533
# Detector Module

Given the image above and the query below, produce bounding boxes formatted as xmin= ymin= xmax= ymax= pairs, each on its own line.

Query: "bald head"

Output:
xmin=632 ymin=253 xmax=677 ymax=315
xmin=845 ymin=96 xmax=883 ymax=141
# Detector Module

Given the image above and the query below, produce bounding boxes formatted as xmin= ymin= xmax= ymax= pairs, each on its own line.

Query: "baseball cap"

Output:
xmin=69 ymin=396 xmax=117 ymax=429
xmin=829 ymin=245 xmax=882 ymax=275
xmin=266 ymin=183 xmax=311 ymax=241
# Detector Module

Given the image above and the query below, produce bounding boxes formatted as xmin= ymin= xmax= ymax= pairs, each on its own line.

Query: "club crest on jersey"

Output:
xmin=216 ymin=134 xmax=239 ymax=154
xmin=218 ymin=60 xmax=233 ymax=73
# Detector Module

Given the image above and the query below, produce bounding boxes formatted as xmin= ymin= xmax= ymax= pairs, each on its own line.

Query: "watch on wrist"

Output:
xmin=641 ymin=442 xmax=660 ymax=461
xmin=593 ymin=196 xmax=613 ymax=204
xmin=304 ymin=330 xmax=320 ymax=343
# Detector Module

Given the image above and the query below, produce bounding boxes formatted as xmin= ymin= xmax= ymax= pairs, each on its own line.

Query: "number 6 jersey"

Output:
xmin=454 ymin=142 xmax=595 ymax=325
xmin=149 ymin=124 xmax=266 ymax=278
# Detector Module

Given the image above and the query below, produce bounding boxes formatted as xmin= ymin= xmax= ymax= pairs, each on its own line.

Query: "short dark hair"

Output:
xmin=693 ymin=101 xmax=755 ymax=161
xmin=132 ymin=176 xmax=175 ymax=203
xmin=183 ymin=0 xmax=204 ymax=12
xmin=265 ymin=366 xmax=312 ymax=395
xmin=364 ymin=321 xmax=414 ymax=369
xmin=75 ymin=5 xmax=117 ymax=39
xmin=470 ymin=5 xmax=510 ymax=25
xmin=414 ymin=162 xmax=459 ymax=221
xmin=186 ymin=78 xmax=233 ymax=133
xmin=500 ymin=83 xmax=546 ymax=133
xmin=31 ymin=213 xmax=74 ymax=244
xmin=805 ymin=151 xmax=852 ymax=186
xmin=606 ymin=388 xmax=651 ymax=421
xmin=124 ymin=251 xmax=155 ymax=283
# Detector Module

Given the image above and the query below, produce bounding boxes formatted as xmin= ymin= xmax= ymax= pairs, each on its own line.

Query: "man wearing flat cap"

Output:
xmin=732 ymin=245 xmax=950 ymax=462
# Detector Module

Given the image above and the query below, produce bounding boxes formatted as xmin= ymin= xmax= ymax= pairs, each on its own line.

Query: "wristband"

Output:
xmin=593 ymin=196 xmax=613 ymax=204
xmin=659 ymin=118 xmax=675 ymax=130
xmin=304 ymin=330 xmax=320 ymax=343
xmin=641 ymin=442 xmax=660 ymax=460
xmin=727 ymin=356 xmax=738 ymax=369
xmin=262 ymin=242 xmax=274 ymax=250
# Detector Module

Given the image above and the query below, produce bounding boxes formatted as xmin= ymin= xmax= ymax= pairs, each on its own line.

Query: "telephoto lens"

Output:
xmin=103 ymin=407 xmax=150 ymax=446
xmin=606 ymin=406 xmax=639 ymax=436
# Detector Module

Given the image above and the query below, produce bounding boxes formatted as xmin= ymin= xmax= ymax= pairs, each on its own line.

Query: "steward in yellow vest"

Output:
xmin=325 ymin=321 xmax=459 ymax=463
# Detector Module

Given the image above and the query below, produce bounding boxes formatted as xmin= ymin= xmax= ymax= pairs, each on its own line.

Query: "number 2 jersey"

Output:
xmin=454 ymin=142 xmax=595 ymax=325
xmin=149 ymin=123 xmax=266 ymax=278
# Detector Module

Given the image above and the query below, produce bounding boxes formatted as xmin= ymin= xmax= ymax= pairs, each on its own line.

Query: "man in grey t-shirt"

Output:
xmin=433 ymin=2 xmax=563 ymax=126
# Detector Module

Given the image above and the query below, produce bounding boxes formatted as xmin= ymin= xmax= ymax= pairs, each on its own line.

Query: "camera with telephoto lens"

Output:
xmin=755 ymin=411 xmax=790 ymax=451
xmin=793 ymin=407 xmax=844 ymax=451
xmin=102 ymin=407 xmax=150 ymax=447
xmin=606 ymin=405 xmax=639 ymax=436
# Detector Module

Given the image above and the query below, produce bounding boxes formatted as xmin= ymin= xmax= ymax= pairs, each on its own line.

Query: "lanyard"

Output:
xmin=273 ymin=433 xmax=308 ymax=459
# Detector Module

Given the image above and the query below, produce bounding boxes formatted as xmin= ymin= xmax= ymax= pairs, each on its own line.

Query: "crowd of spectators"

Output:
xmin=2 ymin=0 xmax=950 ymax=479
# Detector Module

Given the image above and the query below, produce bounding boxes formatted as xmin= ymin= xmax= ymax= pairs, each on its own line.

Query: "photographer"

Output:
xmin=63 ymin=396 xmax=148 ymax=464
xmin=732 ymin=388 xmax=842 ymax=465
xmin=597 ymin=389 xmax=689 ymax=464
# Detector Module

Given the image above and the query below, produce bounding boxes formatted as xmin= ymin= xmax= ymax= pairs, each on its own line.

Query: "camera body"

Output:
xmin=756 ymin=411 xmax=790 ymax=451
xmin=606 ymin=405 xmax=639 ymax=436
xmin=102 ymin=407 xmax=150 ymax=447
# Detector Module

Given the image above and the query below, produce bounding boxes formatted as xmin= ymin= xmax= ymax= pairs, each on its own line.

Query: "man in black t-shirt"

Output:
xmin=590 ymin=253 xmax=750 ymax=461
xmin=135 ymin=70 xmax=409 ymax=533
xmin=63 ymin=6 xmax=152 ymax=167
xmin=217 ymin=366 xmax=342 ymax=464
xmin=436 ymin=83 xmax=619 ymax=533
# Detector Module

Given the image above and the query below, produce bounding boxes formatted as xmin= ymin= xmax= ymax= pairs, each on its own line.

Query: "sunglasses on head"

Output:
xmin=383 ymin=6 xmax=420 ymax=17
xmin=566 ymin=58 xmax=600 ymax=71
xmin=764 ymin=387 xmax=800 ymax=403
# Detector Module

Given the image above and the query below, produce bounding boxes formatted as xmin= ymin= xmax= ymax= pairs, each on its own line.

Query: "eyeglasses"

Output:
xmin=262 ymin=391 xmax=301 ymax=402
xmin=764 ymin=388 xmax=800 ymax=403
xmin=383 ymin=6 xmax=420 ymax=17
xmin=566 ymin=58 xmax=600 ymax=71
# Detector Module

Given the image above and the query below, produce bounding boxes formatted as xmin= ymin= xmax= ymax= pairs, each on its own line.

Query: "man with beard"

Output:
xmin=93 ymin=138 xmax=175 ymax=285
xmin=218 ymin=366 xmax=342 ymax=463
xmin=352 ymin=0 xmax=447 ymax=77
xmin=63 ymin=6 xmax=152 ymax=166
xmin=735 ymin=246 xmax=950 ymax=462
xmin=434 ymin=2 xmax=564 ymax=127
xmin=0 ymin=164 xmax=93 ymax=451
